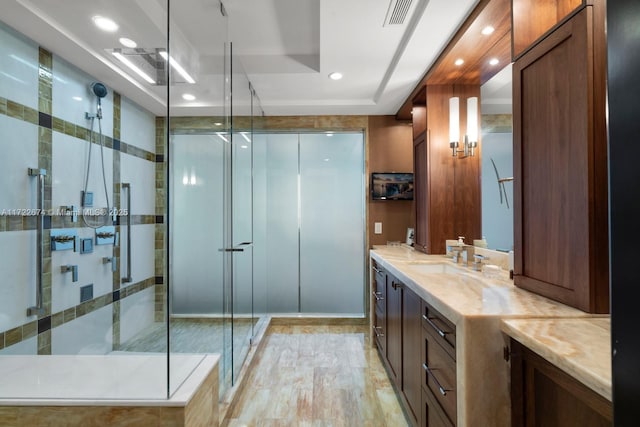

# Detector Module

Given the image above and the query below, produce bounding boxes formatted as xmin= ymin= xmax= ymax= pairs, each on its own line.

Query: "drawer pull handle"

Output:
xmin=374 ymin=326 xmax=385 ymax=337
xmin=422 ymin=314 xmax=448 ymax=338
xmin=372 ymin=291 xmax=385 ymax=301
xmin=423 ymin=363 xmax=449 ymax=396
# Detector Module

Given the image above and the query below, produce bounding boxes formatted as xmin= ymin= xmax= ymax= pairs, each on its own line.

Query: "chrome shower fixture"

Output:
xmin=89 ymin=82 xmax=108 ymax=119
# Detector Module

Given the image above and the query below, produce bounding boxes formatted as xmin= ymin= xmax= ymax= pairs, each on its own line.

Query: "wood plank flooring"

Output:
xmin=224 ymin=324 xmax=409 ymax=426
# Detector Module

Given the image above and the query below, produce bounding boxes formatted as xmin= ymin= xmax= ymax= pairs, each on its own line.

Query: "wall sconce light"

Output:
xmin=449 ymin=96 xmax=479 ymax=158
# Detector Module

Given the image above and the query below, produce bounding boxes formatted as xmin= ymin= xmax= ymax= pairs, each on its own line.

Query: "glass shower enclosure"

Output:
xmin=169 ymin=51 xmax=262 ymax=394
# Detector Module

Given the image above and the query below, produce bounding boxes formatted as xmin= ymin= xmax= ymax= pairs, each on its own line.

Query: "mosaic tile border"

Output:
xmin=0 ymin=97 xmax=156 ymax=164
xmin=0 ymin=277 xmax=155 ymax=351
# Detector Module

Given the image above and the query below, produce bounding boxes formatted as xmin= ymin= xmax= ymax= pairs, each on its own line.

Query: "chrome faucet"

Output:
xmin=451 ymin=239 xmax=474 ymax=266
xmin=472 ymin=254 xmax=489 ymax=271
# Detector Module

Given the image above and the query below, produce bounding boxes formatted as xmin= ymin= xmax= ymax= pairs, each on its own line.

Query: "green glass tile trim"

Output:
xmin=113 ymin=92 xmax=121 ymax=141
xmin=5 ymin=327 xmax=22 ymax=347
xmin=37 ymin=330 xmax=51 ymax=355
xmin=154 ymin=284 xmax=166 ymax=322
xmin=22 ymin=321 xmax=37 ymax=340
xmin=120 ymin=142 xmax=155 ymax=162
xmin=112 ymin=301 xmax=121 ymax=350
xmin=38 ymin=48 xmax=53 ymax=116
xmin=0 ymin=276 xmax=155 ymax=351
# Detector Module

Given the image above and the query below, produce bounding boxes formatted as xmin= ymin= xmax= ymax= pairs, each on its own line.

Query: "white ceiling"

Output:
xmin=1 ymin=0 xmax=480 ymax=116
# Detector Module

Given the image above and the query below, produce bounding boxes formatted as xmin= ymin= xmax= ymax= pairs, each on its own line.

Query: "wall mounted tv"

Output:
xmin=371 ymin=172 xmax=414 ymax=200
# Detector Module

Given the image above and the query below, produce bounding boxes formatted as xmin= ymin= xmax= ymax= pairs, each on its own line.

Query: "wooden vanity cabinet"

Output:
xmin=374 ymin=268 xmax=458 ymax=427
xmin=510 ymin=339 xmax=612 ymax=426
xmin=512 ymin=3 xmax=609 ymax=313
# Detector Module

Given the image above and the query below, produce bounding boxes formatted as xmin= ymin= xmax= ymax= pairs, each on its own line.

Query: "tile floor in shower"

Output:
xmin=119 ymin=317 xmax=260 ymax=394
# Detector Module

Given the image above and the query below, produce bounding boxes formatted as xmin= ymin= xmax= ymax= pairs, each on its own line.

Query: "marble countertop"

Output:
xmin=501 ymin=317 xmax=611 ymax=401
xmin=370 ymin=245 xmax=590 ymax=324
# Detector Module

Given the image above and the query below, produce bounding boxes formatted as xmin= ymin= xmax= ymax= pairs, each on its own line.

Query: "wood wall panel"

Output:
xmin=368 ymin=116 xmax=414 ymax=246
xmin=426 ymin=85 xmax=455 ymax=254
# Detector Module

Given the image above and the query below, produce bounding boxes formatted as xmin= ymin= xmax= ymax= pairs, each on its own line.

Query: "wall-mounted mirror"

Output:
xmin=480 ymin=63 xmax=513 ymax=251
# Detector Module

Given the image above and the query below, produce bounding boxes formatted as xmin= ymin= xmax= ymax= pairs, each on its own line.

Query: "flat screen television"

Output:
xmin=371 ymin=172 xmax=414 ymax=200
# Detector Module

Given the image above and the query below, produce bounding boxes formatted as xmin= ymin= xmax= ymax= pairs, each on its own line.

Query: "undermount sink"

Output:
xmin=406 ymin=262 xmax=463 ymax=275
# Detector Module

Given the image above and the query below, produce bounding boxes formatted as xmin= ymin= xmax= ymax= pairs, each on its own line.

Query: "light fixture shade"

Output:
xmin=466 ymin=96 xmax=478 ymax=142
xmin=449 ymin=97 xmax=460 ymax=143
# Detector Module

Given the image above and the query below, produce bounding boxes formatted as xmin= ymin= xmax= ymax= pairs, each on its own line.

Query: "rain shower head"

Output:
xmin=90 ymin=82 xmax=108 ymax=99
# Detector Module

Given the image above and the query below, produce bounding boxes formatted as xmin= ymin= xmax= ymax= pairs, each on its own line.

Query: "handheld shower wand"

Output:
xmin=90 ymin=82 xmax=108 ymax=119
xmin=83 ymin=82 xmax=111 ymax=228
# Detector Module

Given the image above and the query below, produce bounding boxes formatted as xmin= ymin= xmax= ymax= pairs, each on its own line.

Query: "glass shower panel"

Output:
xmin=299 ymin=133 xmax=365 ymax=315
xmin=258 ymin=133 xmax=301 ymax=314
xmin=170 ymin=134 xmax=225 ymax=315
xmin=0 ymin=0 xmax=171 ymax=400
xmin=168 ymin=0 xmax=231 ymax=397
xmin=230 ymin=58 xmax=254 ymax=381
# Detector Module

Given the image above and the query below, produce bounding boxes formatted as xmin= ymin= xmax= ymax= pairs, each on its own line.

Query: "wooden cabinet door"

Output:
xmin=413 ymin=132 xmax=428 ymax=253
xmin=386 ymin=275 xmax=403 ymax=385
xmin=402 ymin=286 xmax=423 ymax=425
xmin=513 ymin=6 xmax=608 ymax=313
xmin=510 ymin=340 xmax=612 ymax=427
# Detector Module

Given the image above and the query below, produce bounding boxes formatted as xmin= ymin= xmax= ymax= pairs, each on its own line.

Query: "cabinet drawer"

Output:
xmin=422 ymin=301 xmax=456 ymax=359
xmin=422 ymin=387 xmax=455 ymax=427
xmin=422 ymin=326 xmax=457 ymax=425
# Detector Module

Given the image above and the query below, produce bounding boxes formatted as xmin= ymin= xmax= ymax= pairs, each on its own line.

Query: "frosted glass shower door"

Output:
xmin=299 ymin=133 xmax=364 ymax=315
xmin=170 ymin=134 xmax=225 ymax=315
xmin=253 ymin=133 xmax=300 ymax=314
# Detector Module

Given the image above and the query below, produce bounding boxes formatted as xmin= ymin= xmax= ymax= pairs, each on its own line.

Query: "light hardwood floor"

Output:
xmin=224 ymin=324 xmax=409 ymax=426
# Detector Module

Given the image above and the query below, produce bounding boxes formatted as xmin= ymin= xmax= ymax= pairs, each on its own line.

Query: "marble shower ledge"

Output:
xmin=501 ymin=317 xmax=611 ymax=401
xmin=370 ymin=245 xmax=600 ymax=427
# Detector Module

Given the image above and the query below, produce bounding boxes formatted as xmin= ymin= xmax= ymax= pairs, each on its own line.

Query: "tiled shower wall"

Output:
xmin=0 ymin=23 xmax=163 ymax=355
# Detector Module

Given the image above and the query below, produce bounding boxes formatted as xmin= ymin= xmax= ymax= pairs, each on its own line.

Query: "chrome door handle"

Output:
xmin=374 ymin=326 xmax=385 ymax=337
xmin=372 ymin=266 xmax=382 ymax=274
xmin=372 ymin=291 xmax=384 ymax=301
xmin=423 ymin=363 xmax=450 ymax=396
xmin=422 ymin=314 xmax=448 ymax=338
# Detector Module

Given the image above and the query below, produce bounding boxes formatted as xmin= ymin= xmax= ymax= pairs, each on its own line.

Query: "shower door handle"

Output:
xmin=27 ymin=167 xmax=46 ymax=317
xmin=219 ymin=242 xmax=253 ymax=252
xmin=121 ymin=183 xmax=132 ymax=283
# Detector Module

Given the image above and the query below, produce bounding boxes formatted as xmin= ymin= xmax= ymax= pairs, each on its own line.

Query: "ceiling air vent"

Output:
xmin=384 ymin=0 xmax=414 ymax=26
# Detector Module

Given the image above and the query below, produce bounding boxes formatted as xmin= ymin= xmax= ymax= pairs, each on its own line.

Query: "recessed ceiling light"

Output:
xmin=72 ymin=96 xmax=82 ymax=101
xmin=214 ymin=122 xmax=222 ymax=126
xmin=92 ymin=16 xmax=119 ymax=32
xmin=328 ymin=72 xmax=343 ymax=80
xmin=489 ymin=58 xmax=500 ymax=66
xmin=326 ymin=132 xmax=334 ymax=137
xmin=119 ymin=38 xmax=137 ymax=48
xmin=454 ymin=58 xmax=464 ymax=66
xmin=240 ymin=145 xmax=248 ymax=149
xmin=481 ymin=26 xmax=495 ymax=35
xmin=182 ymin=93 xmax=196 ymax=101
